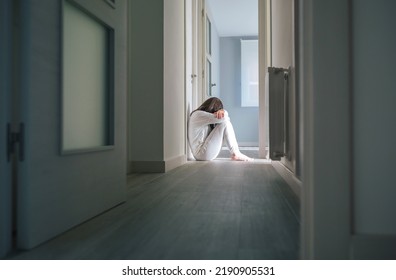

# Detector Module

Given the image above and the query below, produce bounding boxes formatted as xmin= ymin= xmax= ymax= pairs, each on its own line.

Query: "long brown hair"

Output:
xmin=192 ymin=97 xmax=223 ymax=115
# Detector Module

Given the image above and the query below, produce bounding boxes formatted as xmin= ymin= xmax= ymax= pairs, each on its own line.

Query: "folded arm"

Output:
xmin=189 ymin=110 xmax=229 ymax=127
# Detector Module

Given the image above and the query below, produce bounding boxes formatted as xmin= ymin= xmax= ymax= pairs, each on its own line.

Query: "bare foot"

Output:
xmin=231 ymin=153 xmax=254 ymax=161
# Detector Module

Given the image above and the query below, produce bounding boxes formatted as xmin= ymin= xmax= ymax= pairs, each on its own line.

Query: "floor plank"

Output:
xmin=8 ymin=161 xmax=300 ymax=260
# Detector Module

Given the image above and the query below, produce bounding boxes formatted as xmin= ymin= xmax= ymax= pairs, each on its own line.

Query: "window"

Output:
xmin=241 ymin=39 xmax=259 ymax=107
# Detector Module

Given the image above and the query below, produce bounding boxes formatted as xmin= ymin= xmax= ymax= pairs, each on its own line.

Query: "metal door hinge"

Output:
xmin=7 ymin=123 xmax=24 ymax=162
xmin=191 ymin=74 xmax=197 ymax=83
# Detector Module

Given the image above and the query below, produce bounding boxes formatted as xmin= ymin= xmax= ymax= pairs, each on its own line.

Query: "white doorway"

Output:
xmin=185 ymin=0 xmax=298 ymax=166
xmin=186 ymin=0 xmax=265 ymax=159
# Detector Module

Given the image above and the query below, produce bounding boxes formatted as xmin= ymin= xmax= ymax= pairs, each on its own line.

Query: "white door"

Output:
xmin=14 ymin=0 xmax=127 ymax=250
xmin=186 ymin=0 xmax=208 ymax=110
xmin=0 ymin=0 xmax=13 ymax=258
xmin=202 ymin=1 xmax=214 ymax=98
xmin=204 ymin=14 xmax=212 ymax=98
xmin=185 ymin=0 xmax=199 ymax=114
xmin=195 ymin=0 xmax=210 ymax=103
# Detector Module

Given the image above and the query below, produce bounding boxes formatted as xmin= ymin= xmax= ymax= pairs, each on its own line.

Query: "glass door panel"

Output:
xmin=62 ymin=0 xmax=114 ymax=153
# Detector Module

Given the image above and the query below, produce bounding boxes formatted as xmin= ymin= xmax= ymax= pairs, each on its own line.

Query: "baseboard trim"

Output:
xmin=128 ymin=160 xmax=165 ymax=173
xmin=128 ymin=155 xmax=186 ymax=173
xmin=272 ymin=161 xmax=302 ymax=198
xmin=238 ymin=142 xmax=259 ymax=147
xmin=165 ymin=155 xmax=187 ymax=172
xmin=352 ymin=234 xmax=396 ymax=259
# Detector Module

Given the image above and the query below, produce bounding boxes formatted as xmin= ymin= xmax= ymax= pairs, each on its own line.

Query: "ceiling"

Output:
xmin=206 ymin=0 xmax=258 ymax=37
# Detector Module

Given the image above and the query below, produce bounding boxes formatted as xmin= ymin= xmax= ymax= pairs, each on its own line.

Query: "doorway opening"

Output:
xmin=185 ymin=0 xmax=299 ymax=173
xmin=186 ymin=0 xmax=265 ymax=161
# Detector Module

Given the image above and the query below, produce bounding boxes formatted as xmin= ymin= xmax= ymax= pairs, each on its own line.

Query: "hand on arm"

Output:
xmin=213 ymin=109 xmax=225 ymax=119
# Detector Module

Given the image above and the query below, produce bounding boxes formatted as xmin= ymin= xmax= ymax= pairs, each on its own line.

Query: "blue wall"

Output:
xmin=220 ymin=36 xmax=259 ymax=146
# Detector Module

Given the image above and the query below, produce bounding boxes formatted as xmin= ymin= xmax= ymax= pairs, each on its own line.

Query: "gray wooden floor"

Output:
xmin=8 ymin=160 xmax=300 ymax=260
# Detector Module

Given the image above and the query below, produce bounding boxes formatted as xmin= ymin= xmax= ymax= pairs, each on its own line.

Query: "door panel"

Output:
xmin=0 ymin=0 xmax=13 ymax=258
xmin=197 ymin=0 xmax=210 ymax=101
xmin=204 ymin=9 xmax=213 ymax=97
xmin=190 ymin=0 xmax=199 ymax=110
xmin=16 ymin=0 xmax=127 ymax=249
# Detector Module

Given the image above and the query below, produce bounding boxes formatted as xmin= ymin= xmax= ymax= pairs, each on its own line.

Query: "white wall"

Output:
xmin=271 ymin=0 xmax=292 ymax=68
xmin=128 ymin=0 xmax=186 ymax=172
xmin=128 ymin=0 xmax=164 ymax=166
xmin=164 ymin=0 xmax=186 ymax=164
xmin=352 ymin=0 xmax=396 ymax=235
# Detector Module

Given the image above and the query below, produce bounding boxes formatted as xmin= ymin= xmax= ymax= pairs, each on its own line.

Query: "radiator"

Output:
xmin=266 ymin=67 xmax=289 ymax=160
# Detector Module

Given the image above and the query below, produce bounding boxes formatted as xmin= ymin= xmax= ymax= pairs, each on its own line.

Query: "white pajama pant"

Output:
xmin=193 ymin=120 xmax=240 ymax=161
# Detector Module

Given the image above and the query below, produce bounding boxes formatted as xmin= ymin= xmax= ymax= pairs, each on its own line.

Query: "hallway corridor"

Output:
xmin=8 ymin=161 xmax=300 ymax=260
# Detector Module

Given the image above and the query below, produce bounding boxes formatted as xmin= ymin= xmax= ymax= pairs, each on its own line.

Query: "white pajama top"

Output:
xmin=187 ymin=110 xmax=230 ymax=156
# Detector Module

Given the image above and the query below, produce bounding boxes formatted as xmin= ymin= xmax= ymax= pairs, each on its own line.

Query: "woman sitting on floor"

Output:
xmin=188 ymin=97 xmax=253 ymax=161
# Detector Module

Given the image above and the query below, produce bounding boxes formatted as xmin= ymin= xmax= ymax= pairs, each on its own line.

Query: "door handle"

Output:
xmin=7 ymin=123 xmax=24 ymax=162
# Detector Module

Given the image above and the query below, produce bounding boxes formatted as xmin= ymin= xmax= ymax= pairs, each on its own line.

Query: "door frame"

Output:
xmin=258 ymin=0 xmax=271 ymax=159
xmin=185 ymin=0 xmax=199 ymax=160
xmin=192 ymin=0 xmax=271 ymax=158
xmin=299 ymin=0 xmax=352 ymax=259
